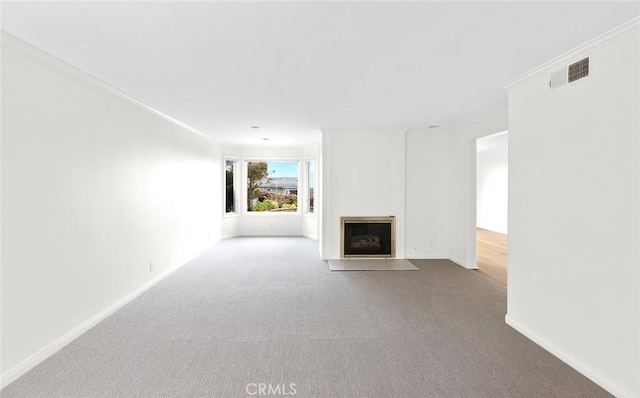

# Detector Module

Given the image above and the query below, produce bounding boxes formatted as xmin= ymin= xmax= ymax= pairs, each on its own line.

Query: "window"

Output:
xmin=225 ymin=158 xmax=238 ymax=214
xmin=247 ymin=160 xmax=299 ymax=212
xmin=306 ymin=159 xmax=315 ymax=214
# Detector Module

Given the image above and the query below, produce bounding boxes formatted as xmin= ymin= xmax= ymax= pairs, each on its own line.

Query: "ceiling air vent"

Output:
xmin=568 ymin=57 xmax=589 ymax=82
xmin=549 ymin=57 xmax=589 ymax=89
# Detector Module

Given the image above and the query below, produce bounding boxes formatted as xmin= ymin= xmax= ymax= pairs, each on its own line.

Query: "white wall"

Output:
xmin=1 ymin=35 xmax=222 ymax=385
xmin=505 ymin=23 xmax=639 ymax=397
xmin=221 ymin=145 xmax=308 ymax=238
xmin=315 ymin=136 xmax=324 ymax=256
xmin=448 ymin=110 xmax=509 ymax=268
xmin=321 ymin=130 xmax=406 ymax=259
xmin=405 ymin=129 xmax=451 ymax=258
xmin=477 ymin=144 xmax=508 ymax=234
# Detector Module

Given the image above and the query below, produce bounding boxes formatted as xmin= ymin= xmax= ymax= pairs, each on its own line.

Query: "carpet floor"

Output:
xmin=327 ymin=259 xmax=418 ymax=271
xmin=2 ymin=237 xmax=609 ymax=397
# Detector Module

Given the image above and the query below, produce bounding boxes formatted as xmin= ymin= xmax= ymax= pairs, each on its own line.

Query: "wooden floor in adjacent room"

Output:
xmin=476 ymin=228 xmax=508 ymax=286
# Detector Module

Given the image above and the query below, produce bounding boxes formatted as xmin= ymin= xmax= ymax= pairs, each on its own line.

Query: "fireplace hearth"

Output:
xmin=341 ymin=216 xmax=395 ymax=258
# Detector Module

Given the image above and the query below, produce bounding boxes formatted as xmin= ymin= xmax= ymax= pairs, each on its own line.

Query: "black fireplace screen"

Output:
xmin=343 ymin=221 xmax=393 ymax=257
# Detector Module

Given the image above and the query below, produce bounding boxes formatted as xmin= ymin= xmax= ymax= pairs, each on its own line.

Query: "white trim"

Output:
xmin=1 ymin=31 xmax=211 ymax=140
xmin=241 ymin=211 xmax=301 ymax=217
xmin=503 ymin=17 xmax=640 ymax=89
xmin=0 ymin=258 xmax=192 ymax=389
xmin=467 ymin=139 xmax=478 ymax=270
xmin=505 ymin=314 xmax=635 ymax=398
xmin=238 ymin=233 xmax=304 ymax=237
xmin=448 ymin=256 xmax=478 ymax=270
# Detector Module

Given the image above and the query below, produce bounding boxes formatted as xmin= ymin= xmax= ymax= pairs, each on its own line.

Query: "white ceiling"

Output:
xmin=2 ymin=2 xmax=638 ymax=146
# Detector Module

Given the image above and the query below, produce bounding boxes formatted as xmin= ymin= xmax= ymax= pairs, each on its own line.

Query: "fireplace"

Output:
xmin=340 ymin=216 xmax=395 ymax=258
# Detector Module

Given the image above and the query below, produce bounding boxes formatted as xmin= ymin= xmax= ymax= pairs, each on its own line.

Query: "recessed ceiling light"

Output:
xmin=428 ymin=125 xmax=440 ymax=128
xmin=251 ymin=126 xmax=260 ymax=129
xmin=262 ymin=137 xmax=270 ymax=141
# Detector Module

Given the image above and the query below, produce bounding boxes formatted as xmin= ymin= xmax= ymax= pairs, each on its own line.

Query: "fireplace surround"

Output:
xmin=340 ymin=216 xmax=396 ymax=258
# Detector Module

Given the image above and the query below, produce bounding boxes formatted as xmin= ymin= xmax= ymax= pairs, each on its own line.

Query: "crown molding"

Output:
xmin=1 ymin=30 xmax=212 ymax=141
xmin=503 ymin=16 xmax=639 ymax=90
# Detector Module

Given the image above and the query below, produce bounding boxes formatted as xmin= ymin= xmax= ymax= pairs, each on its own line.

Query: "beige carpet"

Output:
xmin=328 ymin=259 xmax=419 ymax=271
xmin=2 ymin=237 xmax=609 ymax=398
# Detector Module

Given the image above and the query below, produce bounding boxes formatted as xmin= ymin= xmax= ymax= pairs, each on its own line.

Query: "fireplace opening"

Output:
xmin=341 ymin=216 xmax=395 ymax=258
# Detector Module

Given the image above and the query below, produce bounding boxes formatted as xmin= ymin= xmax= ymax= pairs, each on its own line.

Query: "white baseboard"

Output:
xmin=505 ymin=314 xmax=635 ymax=398
xmin=0 ymin=261 xmax=188 ymax=389
xmin=448 ymin=256 xmax=478 ymax=269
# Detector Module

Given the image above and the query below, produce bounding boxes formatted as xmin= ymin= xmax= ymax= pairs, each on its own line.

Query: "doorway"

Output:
xmin=475 ymin=132 xmax=508 ymax=286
